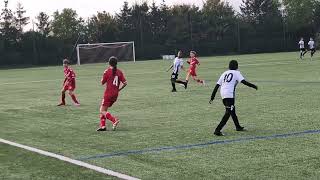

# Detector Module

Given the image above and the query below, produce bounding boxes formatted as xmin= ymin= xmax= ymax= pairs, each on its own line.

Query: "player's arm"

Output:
xmin=209 ymin=84 xmax=220 ymax=104
xmin=119 ymin=81 xmax=127 ymax=92
xmin=166 ymin=65 xmax=173 ymax=72
xmin=241 ymin=80 xmax=258 ymax=90
xmin=101 ymin=71 xmax=108 ymax=85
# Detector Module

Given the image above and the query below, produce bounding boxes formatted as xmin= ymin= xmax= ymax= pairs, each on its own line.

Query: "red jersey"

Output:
xmin=64 ymin=67 xmax=76 ymax=81
xmin=101 ymin=68 xmax=126 ymax=96
xmin=189 ymin=57 xmax=200 ymax=71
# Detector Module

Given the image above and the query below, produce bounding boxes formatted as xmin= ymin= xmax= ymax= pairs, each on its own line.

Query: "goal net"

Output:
xmin=76 ymin=41 xmax=135 ymax=65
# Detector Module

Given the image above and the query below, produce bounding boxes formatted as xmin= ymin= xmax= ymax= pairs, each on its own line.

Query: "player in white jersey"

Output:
xmin=167 ymin=51 xmax=187 ymax=92
xmin=299 ymin=37 xmax=307 ymax=59
xmin=209 ymin=60 xmax=258 ymax=136
xmin=308 ymin=38 xmax=316 ymax=59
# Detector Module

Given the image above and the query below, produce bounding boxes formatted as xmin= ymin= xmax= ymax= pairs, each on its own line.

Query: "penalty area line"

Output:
xmin=0 ymin=138 xmax=140 ymax=180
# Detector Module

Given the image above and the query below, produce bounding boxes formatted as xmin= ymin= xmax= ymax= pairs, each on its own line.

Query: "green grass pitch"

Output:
xmin=1 ymin=52 xmax=320 ymax=179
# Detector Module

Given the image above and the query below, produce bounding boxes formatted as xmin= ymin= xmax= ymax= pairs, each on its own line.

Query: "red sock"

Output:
xmin=105 ymin=112 xmax=116 ymax=123
xmin=71 ymin=94 xmax=79 ymax=104
xmin=61 ymin=93 xmax=66 ymax=104
xmin=100 ymin=114 xmax=106 ymax=128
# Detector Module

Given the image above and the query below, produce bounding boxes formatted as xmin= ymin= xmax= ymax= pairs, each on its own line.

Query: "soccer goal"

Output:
xmin=76 ymin=41 xmax=135 ymax=65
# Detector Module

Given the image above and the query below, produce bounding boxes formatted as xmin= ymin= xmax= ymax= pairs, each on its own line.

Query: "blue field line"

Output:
xmin=77 ymin=129 xmax=320 ymax=161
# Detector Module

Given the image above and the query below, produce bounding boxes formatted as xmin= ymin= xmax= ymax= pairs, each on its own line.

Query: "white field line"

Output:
xmin=0 ymin=138 xmax=140 ymax=180
xmin=0 ymin=61 xmax=294 ymax=86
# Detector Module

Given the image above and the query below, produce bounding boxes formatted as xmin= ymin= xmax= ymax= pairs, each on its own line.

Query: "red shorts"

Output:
xmin=63 ymin=80 xmax=76 ymax=91
xmin=102 ymin=95 xmax=118 ymax=107
xmin=189 ymin=69 xmax=197 ymax=76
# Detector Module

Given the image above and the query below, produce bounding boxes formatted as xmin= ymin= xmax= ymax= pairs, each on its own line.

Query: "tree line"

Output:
xmin=1 ymin=0 xmax=320 ymax=65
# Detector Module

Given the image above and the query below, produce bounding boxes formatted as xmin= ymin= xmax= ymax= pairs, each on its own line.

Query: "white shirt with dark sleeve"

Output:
xmin=217 ymin=70 xmax=245 ymax=99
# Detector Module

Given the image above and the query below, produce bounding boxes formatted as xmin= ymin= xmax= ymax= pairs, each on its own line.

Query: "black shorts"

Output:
xmin=310 ymin=48 xmax=316 ymax=52
xmin=223 ymin=98 xmax=235 ymax=108
xmin=171 ymin=73 xmax=178 ymax=80
xmin=300 ymin=48 xmax=306 ymax=51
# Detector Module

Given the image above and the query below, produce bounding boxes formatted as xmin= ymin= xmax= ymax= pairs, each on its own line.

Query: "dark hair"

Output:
xmin=177 ymin=50 xmax=183 ymax=58
xmin=229 ymin=60 xmax=238 ymax=70
xmin=190 ymin=51 xmax=197 ymax=57
xmin=63 ymin=59 xmax=70 ymax=65
xmin=109 ymin=56 xmax=118 ymax=76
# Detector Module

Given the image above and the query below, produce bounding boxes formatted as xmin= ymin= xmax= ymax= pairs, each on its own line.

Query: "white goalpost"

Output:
xmin=76 ymin=41 xmax=136 ymax=65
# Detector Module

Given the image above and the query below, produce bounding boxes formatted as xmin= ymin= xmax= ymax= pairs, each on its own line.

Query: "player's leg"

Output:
xmin=300 ymin=49 xmax=303 ymax=59
xmin=228 ymin=99 xmax=244 ymax=131
xmin=185 ymin=71 xmax=191 ymax=84
xmin=98 ymin=96 xmax=119 ymax=131
xmin=311 ymin=49 xmax=315 ymax=58
xmin=97 ymin=105 xmax=109 ymax=131
xmin=303 ymin=49 xmax=308 ymax=56
xmin=192 ymin=75 xmax=205 ymax=85
xmin=58 ymin=88 xmax=67 ymax=106
xmin=214 ymin=99 xmax=231 ymax=136
xmin=171 ymin=73 xmax=177 ymax=92
xmin=68 ymin=90 xmax=80 ymax=105
xmin=171 ymin=78 xmax=177 ymax=92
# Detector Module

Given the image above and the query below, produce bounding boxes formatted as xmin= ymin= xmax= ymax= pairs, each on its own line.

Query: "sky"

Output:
xmin=3 ymin=0 xmax=242 ymax=30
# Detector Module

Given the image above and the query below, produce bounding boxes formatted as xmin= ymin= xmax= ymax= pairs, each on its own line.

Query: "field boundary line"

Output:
xmin=77 ymin=129 xmax=320 ymax=161
xmin=0 ymin=138 xmax=140 ymax=180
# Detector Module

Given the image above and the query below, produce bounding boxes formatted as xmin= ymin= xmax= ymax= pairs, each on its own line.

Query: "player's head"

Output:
xmin=63 ymin=59 xmax=70 ymax=67
xmin=301 ymin=37 xmax=304 ymax=41
xmin=310 ymin=37 xmax=313 ymax=41
xmin=108 ymin=56 xmax=118 ymax=75
xmin=177 ymin=50 xmax=183 ymax=58
xmin=229 ymin=60 xmax=238 ymax=70
xmin=190 ymin=51 xmax=197 ymax=58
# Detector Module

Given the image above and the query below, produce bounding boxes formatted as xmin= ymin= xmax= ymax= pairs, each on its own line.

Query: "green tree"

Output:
xmin=14 ymin=2 xmax=29 ymax=33
xmin=87 ymin=11 xmax=118 ymax=42
xmin=116 ymin=1 xmax=133 ymax=41
xmin=0 ymin=0 xmax=18 ymax=46
xmin=51 ymin=8 xmax=83 ymax=41
xmin=35 ymin=12 xmax=51 ymax=37
xmin=283 ymin=0 xmax=320 ymax=34
xmin=203 ymin=0 xmax=236 ymax=41
xmin=241 ymin=0 xmax=282 ymax=25
xmin=131 ymin=2 xmax=149 ymax=50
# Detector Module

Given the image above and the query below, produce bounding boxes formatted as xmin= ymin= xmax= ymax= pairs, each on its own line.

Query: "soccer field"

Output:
xmin=1 ymin=52 xmax=320 ymax=180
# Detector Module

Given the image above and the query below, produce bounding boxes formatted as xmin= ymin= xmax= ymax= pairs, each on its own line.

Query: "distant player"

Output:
xmin=97 ymin=56 xmax=127 ymax=131
xmin=299 ymin=38 xmax=307 ymax=59
xmin=185 ymin=51 xmax=205 ymax=86
xmin=308 ymin=37 xmax=316 ymax=59
xmin=167 ymin=50 xmax=187 ymax=92
xmin=209 ymin=60 xmax=258 ymax=136
xmin=57 ymin=59 xmax=80 ymax=106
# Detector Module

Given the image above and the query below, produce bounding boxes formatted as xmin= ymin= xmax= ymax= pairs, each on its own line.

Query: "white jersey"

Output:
xmin=308 ymin=40 xmax=315 ymax=49
xmin=299 ymin=40 xmax=305 ymax=49
xmin=217 ymin=70 xmax=245 ymax=99
xmin=172 ymin=57 xmax=183 ymax=74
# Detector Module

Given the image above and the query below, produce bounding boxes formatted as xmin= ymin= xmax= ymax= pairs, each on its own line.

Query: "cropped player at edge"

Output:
xmin=209 ymin=60 xmax=258 ymax=136
xmin=57 ymin=59 xmax=80 ymax=106
xmin=97 ymin=56 xmax=127 ymax=131
xmin=185 ymin=51 xmax=205 ymax=86
xmin=167 ymin=50 xmax=187 ymax=92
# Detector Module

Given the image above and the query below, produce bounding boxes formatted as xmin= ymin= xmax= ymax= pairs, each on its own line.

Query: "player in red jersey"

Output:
xmin=97 ymin=56 xmax=127 ymax=131
xmin=57 ymin=59 xmax=80 ymax=106
xmin=185 ymin=51 xmax=205 ymax=86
